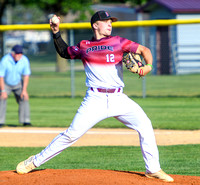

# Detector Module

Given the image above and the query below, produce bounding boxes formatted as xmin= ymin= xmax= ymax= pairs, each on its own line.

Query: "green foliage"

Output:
xmin=1 ymin=145 xmax=200 ymax=176
xmin=11 ymin=5 xmax=46 ymax=24
xmin=100 ymin=0 xmax=148 ymax=6
xmin=3 ymin=0 xmax=150 ymax=24
xmin=20 ymin=0 xmax=94 ymax=21
xmin=1 ymin=0 xmax=94 ymax=24
xmin=129 ymin=0 xmax=148 ymax=6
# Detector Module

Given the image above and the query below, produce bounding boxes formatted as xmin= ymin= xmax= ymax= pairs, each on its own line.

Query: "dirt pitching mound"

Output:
xmin=0 ymin=169 xmax=199 ymax=185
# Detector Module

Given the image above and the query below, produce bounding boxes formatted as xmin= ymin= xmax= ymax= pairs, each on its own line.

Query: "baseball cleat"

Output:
xmin=16 ymin=155 xmax=36 ymax=174
xmin=145 ymin=169 xmax=174 ymax=182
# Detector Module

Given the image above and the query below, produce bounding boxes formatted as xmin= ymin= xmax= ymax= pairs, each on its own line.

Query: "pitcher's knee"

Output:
xmin=64 ymin=132 xmax=80 ymax=143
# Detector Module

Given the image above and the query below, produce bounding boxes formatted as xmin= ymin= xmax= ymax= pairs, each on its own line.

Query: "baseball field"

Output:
xmin=0 ymin=67 xmax=200 ymax=184
xmin=0 ymin=128 xmax=200 ymax=184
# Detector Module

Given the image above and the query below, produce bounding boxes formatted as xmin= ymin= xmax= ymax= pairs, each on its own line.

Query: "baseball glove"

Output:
xmin=122 ymin=53 xmax=144 ymax=75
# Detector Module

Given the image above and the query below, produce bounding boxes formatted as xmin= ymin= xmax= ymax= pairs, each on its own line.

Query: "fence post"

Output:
xmin=137 ymin=13 xmax=146 ymax=98
xmin=69 ymin=29 xmax=75 ymax=98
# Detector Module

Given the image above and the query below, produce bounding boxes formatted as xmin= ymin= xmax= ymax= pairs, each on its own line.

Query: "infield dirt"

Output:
xmin=0 ymin=127 xmax=200 ymax=185
xmin=1 ymin=127 xmax=200 ymax=147
xmin=1 ymin=169 xmax=200 ymax=185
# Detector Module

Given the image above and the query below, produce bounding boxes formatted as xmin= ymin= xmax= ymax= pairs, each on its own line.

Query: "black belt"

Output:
xmin=91 ymin=87 xmax=121 ymax=93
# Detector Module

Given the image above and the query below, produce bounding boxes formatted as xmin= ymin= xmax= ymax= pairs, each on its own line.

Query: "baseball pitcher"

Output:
xmin=16 ymin=11 xmax=173 ymax=182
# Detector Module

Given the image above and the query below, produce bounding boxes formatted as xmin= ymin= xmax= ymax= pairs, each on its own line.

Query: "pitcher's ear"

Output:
xmin=93 ymin=22 xmax=98 ymax=30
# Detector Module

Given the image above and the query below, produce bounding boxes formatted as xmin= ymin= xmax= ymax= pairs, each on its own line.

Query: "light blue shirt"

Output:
xmin=0 ymin=53 xmax=31 ymax=86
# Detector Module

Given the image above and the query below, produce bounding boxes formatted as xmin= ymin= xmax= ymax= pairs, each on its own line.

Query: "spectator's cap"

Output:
xmin=12 ymin=45 xmax=23 ymax=54
xmin=91 ymin=11 xmax=118 ymax=26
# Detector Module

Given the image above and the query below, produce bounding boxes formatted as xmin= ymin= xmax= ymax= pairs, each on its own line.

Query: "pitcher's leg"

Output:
xmin=34 ymin=91 xmax=108 ymax=167
xmin=137 ymin=119 xmax=160 ymax=173
xmin=115 ymin=97 xmax=160 ymax=173
xmin=34 ymin=113 xmax=107 ymax=167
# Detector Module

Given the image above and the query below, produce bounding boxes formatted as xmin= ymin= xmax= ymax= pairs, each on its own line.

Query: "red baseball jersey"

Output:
xmin=67 ymin=36 xmax=139 ymax=88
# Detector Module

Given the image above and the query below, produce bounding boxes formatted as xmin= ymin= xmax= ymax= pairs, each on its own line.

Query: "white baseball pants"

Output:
xmin=34 ymin=88 xmax=161 ymax=173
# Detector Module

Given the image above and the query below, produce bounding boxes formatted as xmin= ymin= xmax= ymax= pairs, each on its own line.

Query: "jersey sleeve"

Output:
xmin=119 ymin=36 xmax=139 ymax=53
xmin=67 ymin=43 xmax=81 ymax=59
xmin=53 ymin=32 xmax=71 ymax=59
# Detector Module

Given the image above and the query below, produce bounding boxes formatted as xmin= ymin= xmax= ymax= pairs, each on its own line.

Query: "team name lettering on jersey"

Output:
xmin=86 ymin=45 xmax=113 ymax=53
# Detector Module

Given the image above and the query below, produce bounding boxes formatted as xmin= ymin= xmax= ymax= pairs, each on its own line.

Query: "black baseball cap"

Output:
xmin=91 ymin=11 xmax=118 ymax=26
xmin=12 ymin=45 xmax=23 ymax=54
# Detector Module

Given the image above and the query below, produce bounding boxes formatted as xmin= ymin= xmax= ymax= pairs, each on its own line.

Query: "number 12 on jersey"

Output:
xmin=106 ymin=54 xmax=115 ymax=62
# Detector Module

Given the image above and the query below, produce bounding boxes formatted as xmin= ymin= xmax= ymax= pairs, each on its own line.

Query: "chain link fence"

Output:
xmin=1 ymin=20 xmax=200 ymax=97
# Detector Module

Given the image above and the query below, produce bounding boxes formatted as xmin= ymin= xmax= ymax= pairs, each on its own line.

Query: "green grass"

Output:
xmin=27 ymin=70 xmax=200 ymax=98
xmin=0 ymin=145 xmax=200 ymax=176
xmin=27 ymin=53 xmax=200 ymax=97
xmin=6 ymin=96 xmax=200 ymax=129
xmin=3 ymin=63 xmax=200 ymax=129
xmin=144 ymin=74 xmax=200 ymax=97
